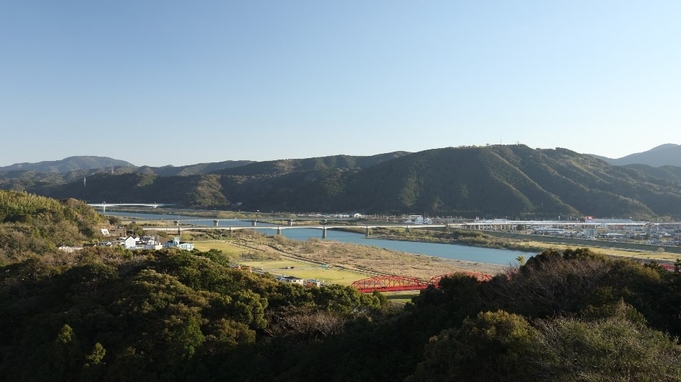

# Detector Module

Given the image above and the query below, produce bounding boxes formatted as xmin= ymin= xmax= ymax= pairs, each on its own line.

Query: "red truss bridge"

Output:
xmin=351 ymin=272 xmax=494 ymax=293
xmin=352 ymin=276 xmax=429 ymax=293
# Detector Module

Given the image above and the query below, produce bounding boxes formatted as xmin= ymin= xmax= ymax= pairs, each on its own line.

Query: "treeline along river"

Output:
xmin=105 ymin=211 xmax=535 ymax=266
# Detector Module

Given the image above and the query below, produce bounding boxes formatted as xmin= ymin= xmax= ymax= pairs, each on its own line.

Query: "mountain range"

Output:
xmin=2 ymin=145 xmax=681 ymax=219
xmin=0 ymin=156 xmax=135 ymax=173
xmin=595 ymin=144 xmax=681 ymax=167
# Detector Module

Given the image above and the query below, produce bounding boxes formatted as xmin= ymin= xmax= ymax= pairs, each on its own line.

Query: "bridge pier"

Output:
xmin=213 ymin=219 xmax=219 ymax=227
xmin=365 ymin=226 xmax=370 ymax=238
xmin=252 ymin=220 xmax=257 ymax=227
xmin=322 ymin=227 xmax=327 ymax=239
xmin=288 ymin=219 xmax=293 ymax=226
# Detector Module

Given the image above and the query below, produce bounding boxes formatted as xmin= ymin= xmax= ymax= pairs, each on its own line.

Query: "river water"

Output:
xmin=105 ymin=212 xmax=535 ymax=266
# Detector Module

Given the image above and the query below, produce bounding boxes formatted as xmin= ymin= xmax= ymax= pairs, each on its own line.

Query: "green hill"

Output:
xmin=0 ymin=190 xmax=105 ymax=262
xmin=221 ymin=145 xmax=681 ymax=219
xmin=4 ymin=146 xmax=681 ymax=218
xmin=216 ymin=151 xmax=410 ymax=176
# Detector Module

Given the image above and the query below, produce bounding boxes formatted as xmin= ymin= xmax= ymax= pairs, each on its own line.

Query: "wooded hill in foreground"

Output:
xmin=1 ymin=190 xmax=680 ymax=381
xmin=4 ymin=145 xmax=681 ymax=219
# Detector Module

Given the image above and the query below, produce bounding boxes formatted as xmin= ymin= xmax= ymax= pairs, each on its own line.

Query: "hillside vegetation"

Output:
xmin=0 ymin=190 xmax=105 ymax=264
xmin=0 ymin=193 xmax=681 ymax=381
xmin=4 ymin=145 xmax=681 ymax=218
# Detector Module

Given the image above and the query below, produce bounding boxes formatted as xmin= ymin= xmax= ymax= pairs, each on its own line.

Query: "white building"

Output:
xmin=123 ymin=236 xmax=138 ymax=249
xmin=278 ymin=276 xmax=304 ymax=285
xmin=164 ymin=237 xmax=195 ymax=251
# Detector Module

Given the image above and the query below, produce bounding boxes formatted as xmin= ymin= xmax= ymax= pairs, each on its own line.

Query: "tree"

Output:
xmin=533 ymin=309 xmax=681 ymax=381
xmin=46 ymin=324 xmax=84 ymax=381
xmin=81 ymin=342 xmax=107 ymax=381
xmin=408 ymin=311 xmax=546 ymax=382
xmin=125 ymin=222 xmax=145 ymax=237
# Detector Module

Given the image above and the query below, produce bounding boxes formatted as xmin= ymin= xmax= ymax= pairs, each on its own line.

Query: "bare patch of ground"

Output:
xmin=225 ymin=233 xmax=507 ymax=280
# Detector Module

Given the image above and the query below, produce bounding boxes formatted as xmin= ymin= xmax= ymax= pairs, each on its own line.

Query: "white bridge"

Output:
xmin=88 ymin=203 xmax=174 ymax=212
xmin=147 ymin=223 xmax=448 ymax=238
xmin=141 ymin=217 xmax=653 ymax=239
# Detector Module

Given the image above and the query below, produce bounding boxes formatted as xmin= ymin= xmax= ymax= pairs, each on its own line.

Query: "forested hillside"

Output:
xmin=1 ymin=192 xmax=680 ymax=381
xmin=216 ymin=151 xmax=409 ymax=176
xmin=624 ymin=164 xmax=681 ymax=184
xmin=0 ymin=190 xmax=105 ymax=264
xmin=4 ymin=145 xmax=681 ymax=218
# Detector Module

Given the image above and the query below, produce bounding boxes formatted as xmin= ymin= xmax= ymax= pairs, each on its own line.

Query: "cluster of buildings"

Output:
xmin=223 ymin=265 xmax=325 ymax=287
xmin=403 ymin=215 xmax=434 ymax=225
xmin=99 ymin=235 xmax=195 ymax=251
xmin=473 ymin=218 xmax=681 ymax=247
xmin=274 ymin=275 xmax=323 ymax=287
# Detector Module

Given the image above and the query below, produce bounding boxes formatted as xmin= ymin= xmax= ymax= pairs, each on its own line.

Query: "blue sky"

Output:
xmin=1 ymin=1 xmax=679 ymax=167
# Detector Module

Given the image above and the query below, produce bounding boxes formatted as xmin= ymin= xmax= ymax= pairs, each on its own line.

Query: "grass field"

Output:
xmin=193 ymin=240 xmax=368 ymax=286
xmin=192 ymin=240 xmax=246 ymax=257
xmin=239 ymin=259 xmax=366 ymax=286
xmin=383 ymin=291 xmax=419 ymax=304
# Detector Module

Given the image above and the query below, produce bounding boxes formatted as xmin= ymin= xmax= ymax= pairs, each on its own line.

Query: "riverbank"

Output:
xmin=367 ymin=227 xmax=681 ymax=265
xmin=122 ymin=211 xmax=678 ymax=278
xmin=190 ymin=231 xmax=508 ymax=281
xmin=367 ymin=226 xmax=546 ymax=252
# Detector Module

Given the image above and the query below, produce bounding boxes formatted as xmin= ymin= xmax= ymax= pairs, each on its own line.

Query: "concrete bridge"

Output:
xmin=139 ymin=217 xmax=656 ymax=239
xmin=145 ymin=223 xmax=448 ymax=238
xmin=460 ymin=219 xmax=649 ymax=230
xmin=89 ymin=203 xmax=174 ymax=212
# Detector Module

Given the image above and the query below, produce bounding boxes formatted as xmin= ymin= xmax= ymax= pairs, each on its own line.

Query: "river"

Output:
xmin=105 ymin=211 xmax=535 ymax=266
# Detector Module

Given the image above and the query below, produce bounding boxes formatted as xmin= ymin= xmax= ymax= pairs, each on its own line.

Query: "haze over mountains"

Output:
xmin=595 ymin=144 xmax=681 ymax=167
xmin=3 ymin=144 xmax=679 ymax=174
xmin=2 ymin=144 xmax=681 ymax=219
xmin=0 ymin=156 xmax=135 ymax=173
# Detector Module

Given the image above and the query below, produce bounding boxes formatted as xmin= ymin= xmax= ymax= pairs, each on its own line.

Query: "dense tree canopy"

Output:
xmin=0 ymin=191 xmax=680 ymax=380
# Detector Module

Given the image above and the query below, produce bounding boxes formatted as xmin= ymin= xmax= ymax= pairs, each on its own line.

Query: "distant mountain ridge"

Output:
xmin=0 ymin=156 xmax=135 ymax=173
xmin=141 ymin=160 xmax=257 ymax=176
xmin=5 ymin=143 xmax=679 ymax=175
xmin=0 ymin=156 xmax=257 ymax=176
xmin=6 ymin=145 xmax=681 ymax=219
xmin=216 ymin=152 xmax=410 ymax=176
xmin=597 ymin=144 xmax=681 ymax=167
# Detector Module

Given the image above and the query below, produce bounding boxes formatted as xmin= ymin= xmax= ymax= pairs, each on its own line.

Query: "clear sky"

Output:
xmin=1 ymin=1 xmax=679 ymax=167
